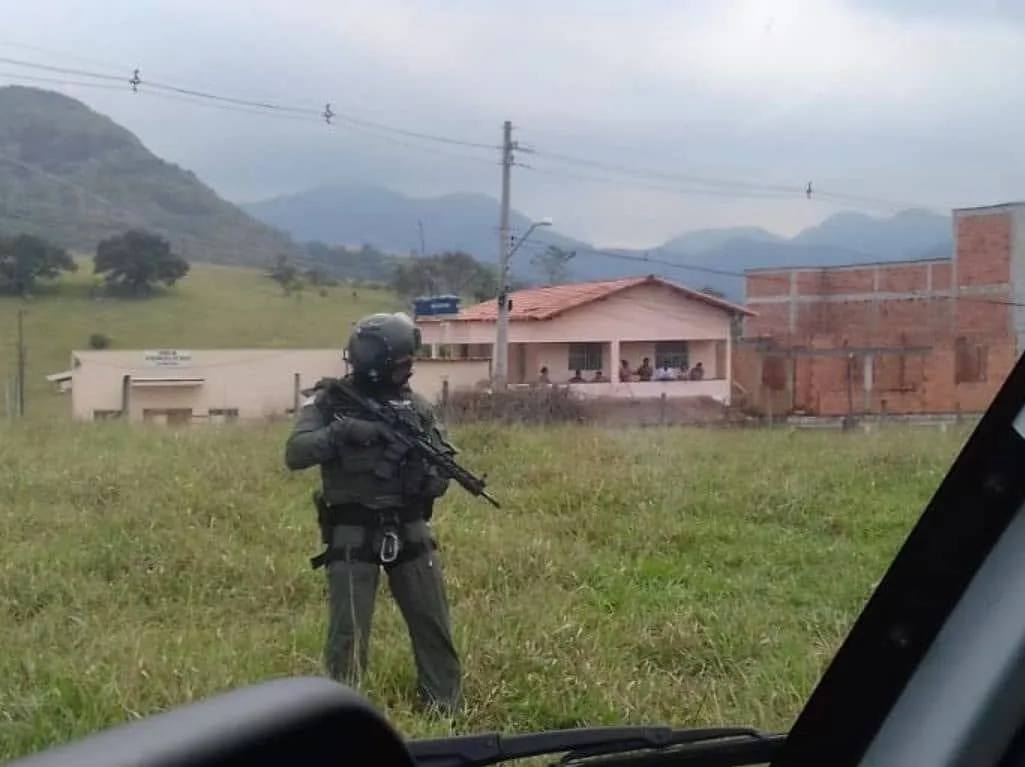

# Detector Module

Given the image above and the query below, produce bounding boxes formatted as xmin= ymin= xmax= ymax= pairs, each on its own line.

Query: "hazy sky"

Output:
xmin=3 ymin=0 xmax=1025 ymax=248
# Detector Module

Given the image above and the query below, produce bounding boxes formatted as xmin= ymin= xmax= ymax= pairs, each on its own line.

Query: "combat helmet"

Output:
xmin=345 ymin=311 xmax=422 ymax=387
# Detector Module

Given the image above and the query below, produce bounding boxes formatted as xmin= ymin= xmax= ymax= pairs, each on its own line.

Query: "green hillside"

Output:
xmin=0 ymin=259 xmax=404 ymax=418
xmin=0 ymin=85 xmax=305 ymax=267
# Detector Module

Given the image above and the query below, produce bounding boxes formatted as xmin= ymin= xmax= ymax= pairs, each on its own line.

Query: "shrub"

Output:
xmin=88 ymin=333 xmax=111 ymax=350
xmin=442 ymin=385 xmax=590 ymax=425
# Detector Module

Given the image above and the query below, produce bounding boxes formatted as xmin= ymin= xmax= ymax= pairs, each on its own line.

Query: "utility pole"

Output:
xmin=16 ymin=308 xmax=25 ymax=417
xmin=493 ymin=120 xmax=514 ymax=389
xmin=417 ymin=220 xmax=426 ymax=258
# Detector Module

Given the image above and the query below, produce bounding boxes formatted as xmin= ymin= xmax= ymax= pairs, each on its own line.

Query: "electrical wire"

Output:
xmin=0 ymin=44 xmax=1001 ymax=322
xmin=0 ymin=47 xmax=958 ymax=217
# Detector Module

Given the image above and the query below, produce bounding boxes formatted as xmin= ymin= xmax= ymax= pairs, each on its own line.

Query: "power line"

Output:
xmin=517 ymin=146 xmax=949 ymax=215
xmin=0 ymin=48 xmax=956 ymax=217
xmin=0 ymin=55 xmax=500 ymax=151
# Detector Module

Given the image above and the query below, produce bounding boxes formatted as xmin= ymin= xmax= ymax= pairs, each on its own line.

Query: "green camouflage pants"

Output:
xmin=323 ymin=519 xmax=462 ymax=714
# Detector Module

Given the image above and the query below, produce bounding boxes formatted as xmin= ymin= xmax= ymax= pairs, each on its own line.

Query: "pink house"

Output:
xmin=415 ymin=274 xmax=757 ymax=403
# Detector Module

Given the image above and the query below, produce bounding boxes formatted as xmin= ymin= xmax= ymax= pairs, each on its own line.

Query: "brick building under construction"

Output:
xmin=734 ymin=201 xmax=1025 ymax=418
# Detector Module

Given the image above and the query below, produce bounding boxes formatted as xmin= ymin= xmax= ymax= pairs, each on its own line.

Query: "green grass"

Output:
xmin=0 ymin=259 xmax=403 ymax=418
xmin=0 ymin=420 xmax=971 ymax=760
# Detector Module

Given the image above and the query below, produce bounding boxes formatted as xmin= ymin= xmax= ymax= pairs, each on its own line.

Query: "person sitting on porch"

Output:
xmin=592 ymin=370 xmax=606 ymax=382
xmin=538 ymin=366 xmax=551 ymax=384
xmin=675 ymin=364 xmax=690 ymax=380
xmin=569 ymin=369 xmax=585 ymax=383
xmin=655 ymin=364 xmax=675 ymax=381
xmin=689 ymin=362 xmax=704 ymax=380
xmin=636 ymin=358 xmax=653 ymax=381
xmin=619 ymin=360 xmax=632 ymax=381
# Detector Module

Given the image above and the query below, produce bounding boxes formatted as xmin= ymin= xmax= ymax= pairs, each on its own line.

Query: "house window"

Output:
xmin=142 ymin=408 xmax=193 ymax=425
xmin=655 ymin=341 xmax=689 ymax=369
xmin=568 ymin=342 xmax=603 ymax=371
xmin=209 ymin=408 xmax=239 ymax=423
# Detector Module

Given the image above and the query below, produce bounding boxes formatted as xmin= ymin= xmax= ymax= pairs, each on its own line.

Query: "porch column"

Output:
xmin=725 ymin=333 xmax=733 ymax=406
xmin=609 ymin=338 xmax=621 ymax=383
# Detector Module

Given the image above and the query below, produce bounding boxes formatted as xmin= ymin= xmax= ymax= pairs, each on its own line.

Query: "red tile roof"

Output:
xmin=421 ymin=274 xmax=755 ymax=323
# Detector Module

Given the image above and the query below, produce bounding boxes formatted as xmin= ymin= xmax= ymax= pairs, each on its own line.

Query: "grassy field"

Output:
xmin=0 ymin=258 xmax=401 ymax=418
xmin=0 ymin=419 xmax=971 ymax=760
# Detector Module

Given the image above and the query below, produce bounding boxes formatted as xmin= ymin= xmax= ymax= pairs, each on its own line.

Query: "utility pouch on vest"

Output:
xmin=312 ymin=490 xmax=331 ymax=545
xmin=373 ymin=439 xmax=412 ymax=480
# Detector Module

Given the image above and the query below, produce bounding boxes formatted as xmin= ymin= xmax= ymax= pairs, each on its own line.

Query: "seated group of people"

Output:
xmin=537 ymin=357 xmax=704 ymax=385
xmin=618 ymin=357 xmax=704 ymax=382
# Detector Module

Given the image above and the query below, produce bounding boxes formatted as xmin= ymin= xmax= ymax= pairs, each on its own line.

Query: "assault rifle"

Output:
xmin=318 ymin=378 xmax=500 ymax=509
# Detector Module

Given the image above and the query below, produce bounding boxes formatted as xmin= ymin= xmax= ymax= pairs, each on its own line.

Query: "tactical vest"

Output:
xmin=313 ymin=378 xmax=435 ymax=509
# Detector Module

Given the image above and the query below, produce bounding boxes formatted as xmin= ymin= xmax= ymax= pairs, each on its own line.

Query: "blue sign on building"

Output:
xmin=412 ymin=294 xmax=461 ymax=317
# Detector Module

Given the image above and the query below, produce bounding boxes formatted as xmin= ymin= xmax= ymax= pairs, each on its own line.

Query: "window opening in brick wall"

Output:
xmin=654 ymin=341 xmax=689 ymax=369
xmin=954 ymin=337 xmax=988 ymax=384
xmin=568 ymin=342 xmax=603 ymax=371
xmin=875 ymin=353 xmax=925 ymax=392
xmin=762 ymin=355 xmax=787 ymax=391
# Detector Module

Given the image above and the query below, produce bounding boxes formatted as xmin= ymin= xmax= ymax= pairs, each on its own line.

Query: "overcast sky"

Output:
xmin=2 ymin=0 xmax=1025 ymax=249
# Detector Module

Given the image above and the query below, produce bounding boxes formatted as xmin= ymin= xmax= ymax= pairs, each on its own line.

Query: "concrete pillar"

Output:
xmin=610 ymin=338 xmax=621 ymax=384
xmin=863 ymin=354 xmax=874 ymax=411
xmin=725 ymin=333 xmax=733 ymax=405
xmin=120 ymin=374 xmax=131 ymax=419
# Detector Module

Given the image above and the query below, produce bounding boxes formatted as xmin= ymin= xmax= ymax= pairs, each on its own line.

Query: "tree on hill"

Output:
xmin=0 ymin=232 xmax=77 ymax=296
xmin=303 ymin=241 xmax=399 ymax=284
xmin=390 ymin=251 xmax=499 ymax=302
xmin=0 ymin=85 xmax=306 ymax=269
xmin=531 ymin=245 xmax=576 ymax=286
xmin=93 ymin=229 xmax=190 ymax=295
xmin=266 ymin=253 xmax=301 ymax=295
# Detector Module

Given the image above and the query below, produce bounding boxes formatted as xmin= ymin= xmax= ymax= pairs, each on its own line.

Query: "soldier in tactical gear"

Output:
xmin=284 ymin=311 xmax=462 ymax=715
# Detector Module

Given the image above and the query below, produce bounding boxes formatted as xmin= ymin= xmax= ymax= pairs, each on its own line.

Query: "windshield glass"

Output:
xmin=0 ymin=1 xmax=1020 ymax=762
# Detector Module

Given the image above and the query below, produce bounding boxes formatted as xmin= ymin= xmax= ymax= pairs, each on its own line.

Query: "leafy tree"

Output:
xmin=303 ymin=266 xmax=337 ymax=287
xmin=530 ymin=245 xmax=575 ymax=286
xmin=0 ymin=233 xmax=77 ymax=296
xmin=93 ymin=230 xmax=190 ymax=295
xmin=390 ymin=250 xmax=499 ymax=303
xmin=88 ymin=332 xmax=111 ymax=349
xmin=266 ymin=253 xmax=300 ymax=295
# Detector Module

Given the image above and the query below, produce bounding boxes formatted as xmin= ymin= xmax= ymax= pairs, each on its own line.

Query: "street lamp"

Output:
xmin=507 ymin=217 xmax=553 ymax=260
xmin=493 ymin=217 xmax=553 ymax=390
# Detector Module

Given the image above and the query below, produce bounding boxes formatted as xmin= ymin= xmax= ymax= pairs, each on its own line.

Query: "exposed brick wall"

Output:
xmin=732 ymin=338 xmax=1017 ymax=417
xmin=746 ymin=271 xmax=791 ymax=298
xmin=745 ymin=302 xmax=790 ymax=338
xmin=736 ymin=205 xmax=1023 ymax=417
xmin=744 ymin=259 xmax=949 ymax=343
xmin=878 ymin=263 xmax=930 ymax=293
xmin=955 ymin=211 xmax=1012 ymax=287
xmin=955 ymin=297 xmax=1011 ymax=338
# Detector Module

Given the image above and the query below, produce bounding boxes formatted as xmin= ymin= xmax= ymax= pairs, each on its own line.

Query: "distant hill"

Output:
xmin=241 ymin=182 xmax=591 ymax=277
xmin=245 ymin=182 xmax=954 ymax=300
xmin=0 ymin=85 xmax=304 ymax=265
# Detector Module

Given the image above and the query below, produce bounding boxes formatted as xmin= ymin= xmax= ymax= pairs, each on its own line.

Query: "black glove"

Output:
xmin=329 ymin=416 xmax=389 ymax=446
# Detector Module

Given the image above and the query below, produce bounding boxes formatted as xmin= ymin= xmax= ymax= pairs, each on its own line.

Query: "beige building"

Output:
xmin=417 ymin=274 xmax=754 ymax=403
xmin=66 ymin=348 xmax=491 ymax=423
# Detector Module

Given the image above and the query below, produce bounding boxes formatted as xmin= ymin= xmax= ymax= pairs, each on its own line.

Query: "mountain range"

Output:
xmin=0 ymin=85 xmax=956 ymax=302
xmin=243 ymin=184 xmax=954 ymax=299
